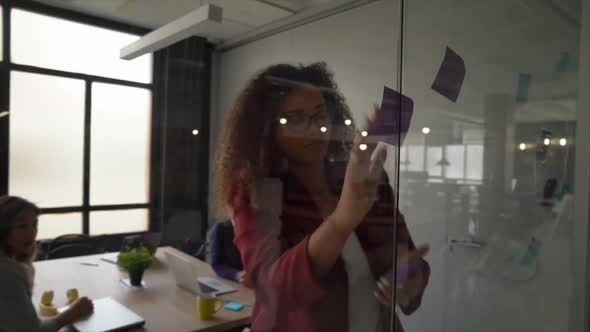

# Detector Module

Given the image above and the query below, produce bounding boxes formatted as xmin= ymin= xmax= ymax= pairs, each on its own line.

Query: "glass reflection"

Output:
xmin=214 ymin=63 xmax=429 ymax=331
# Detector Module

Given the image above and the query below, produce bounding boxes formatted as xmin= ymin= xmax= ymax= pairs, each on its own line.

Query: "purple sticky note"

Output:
xmin=385 ymin=260 xmax=419 ymax=283
xmin=368 ymin=86 xmax=414 ymax=144
xmin=432 ymin=47 xmax=466 ymax=102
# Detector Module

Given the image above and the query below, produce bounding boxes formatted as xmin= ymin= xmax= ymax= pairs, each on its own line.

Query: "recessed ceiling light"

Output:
xmin=422 ymin=127 xmax=430 ymax=134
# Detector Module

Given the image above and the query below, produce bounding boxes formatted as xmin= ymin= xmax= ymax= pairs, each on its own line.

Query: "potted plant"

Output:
xmin=117 ymin=246 xmax=156 ymax=287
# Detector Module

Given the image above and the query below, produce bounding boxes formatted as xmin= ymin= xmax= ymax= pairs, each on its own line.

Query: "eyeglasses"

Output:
xmin=277 ymin=109 xmax=334 ymax=133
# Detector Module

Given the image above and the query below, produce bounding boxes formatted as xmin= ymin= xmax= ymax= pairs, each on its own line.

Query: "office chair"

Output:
xmin=45 ymin=234 xmax=108 ymax=260
xmin=161 ymin=209 xmax=204 ymax=257
xmin=47 ymin=243 xmax=97 ymax=259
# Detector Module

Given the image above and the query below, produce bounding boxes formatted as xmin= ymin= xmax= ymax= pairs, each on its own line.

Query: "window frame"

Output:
xmin=0 ymin=0 xmax=160 ymax=238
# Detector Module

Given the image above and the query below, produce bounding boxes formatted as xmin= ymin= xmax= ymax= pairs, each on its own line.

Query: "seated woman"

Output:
xmin=214 ymin=63 xmax=429 ymax=332
xmin=208 ymin=220 xmax=246 ymax=283
xmin=0 ymin=196 xmax=94 ymax=332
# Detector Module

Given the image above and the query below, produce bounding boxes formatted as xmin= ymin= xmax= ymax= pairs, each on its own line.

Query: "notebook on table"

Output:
xmin=58 ymin=297 xmax=145 ymax=332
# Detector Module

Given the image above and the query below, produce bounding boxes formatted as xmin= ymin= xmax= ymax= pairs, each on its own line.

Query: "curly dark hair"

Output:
xmin=0 ymin=195 xmax=39 ymax=262
xmin=213 ymin=62 xmax=355 ymax=217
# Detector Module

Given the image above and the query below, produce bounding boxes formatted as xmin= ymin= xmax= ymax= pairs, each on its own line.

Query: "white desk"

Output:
xmin=33 ymin=247 xmax=254 ymax=332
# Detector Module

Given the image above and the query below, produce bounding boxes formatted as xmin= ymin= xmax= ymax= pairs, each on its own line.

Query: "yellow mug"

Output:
xmin=197 ymin=296 xmax=224 ymax=320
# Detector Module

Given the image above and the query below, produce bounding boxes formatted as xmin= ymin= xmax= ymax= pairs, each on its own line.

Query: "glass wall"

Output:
xmin=211 ymin=1 xmax=408 ymax=331
xmin=210 ymin=0 xmax=589 ymax=331
xmin=0 ymin=0 xmax=588 ymax=331
xmin=399 ymin=0 xmax=586 ymax=331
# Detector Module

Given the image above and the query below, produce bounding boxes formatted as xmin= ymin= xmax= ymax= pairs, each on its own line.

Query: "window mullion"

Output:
xmin=83 ymin=80 xmax=91 ymax=235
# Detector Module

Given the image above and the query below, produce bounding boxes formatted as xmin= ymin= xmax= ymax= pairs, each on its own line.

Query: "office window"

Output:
xmin=466 ymin=145 xmax=484 ymax=180
xmin=426 ymin=146 xmax=443 ymax=176
xmin=90 ymin=209 xmax=148 ymax=235
xmin=408 ymin=145 xmax=425 ymax=172
xmin=445 ymin=145 xmax=465 ymax=179
xmin=90 ymin=83 xmax=151 ymax=205
xmin=399 ymin=146 xmax=407 ymax=171
xmin=38 ymin=213 xmax=83 ymax=240
xmin=9 ymin=71 xmax=85 ymax=207
xmin=11 ymin=9 xmax=151 ymax=83
xmin=4 ymin=9 xmax=153 ymax=240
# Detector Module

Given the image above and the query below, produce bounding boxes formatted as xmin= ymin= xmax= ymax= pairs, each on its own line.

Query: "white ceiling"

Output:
xmin=32 ymin=0 xmax=348 ymax=43
xmin=33 ymin=0 xmax=582 ymax=124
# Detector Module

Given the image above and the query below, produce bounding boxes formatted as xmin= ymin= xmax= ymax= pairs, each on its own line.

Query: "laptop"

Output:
xmin=58 ymin=297 xmax=144 ymax=332
xmin=165 ymin=251 xmax=236 ymax=296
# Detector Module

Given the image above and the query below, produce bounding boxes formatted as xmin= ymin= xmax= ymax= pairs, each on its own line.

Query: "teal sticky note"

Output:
xmin=553 ymin=52 xmax=570 ymax=80
xmin=224 ymin=301 xmax=244 ymax=311
xmin=516 ymin=73 xmax=531 ymax=104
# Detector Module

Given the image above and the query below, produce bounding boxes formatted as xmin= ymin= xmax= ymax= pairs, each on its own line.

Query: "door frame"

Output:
xmin=571 ymin=0 xmax=590 ymax=331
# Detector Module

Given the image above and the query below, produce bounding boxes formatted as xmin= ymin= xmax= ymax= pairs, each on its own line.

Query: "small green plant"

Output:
xmin=117 ymin=246 xmax=156 ymax=272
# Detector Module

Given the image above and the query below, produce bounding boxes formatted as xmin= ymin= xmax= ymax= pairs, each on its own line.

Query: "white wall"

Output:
xmin=209 ymin=0 xmax=400 ymax=222
xmin=211 ymin=0 xmax=399 ymax=141
xmin=210 ymin=0 xmax=584 ymax=331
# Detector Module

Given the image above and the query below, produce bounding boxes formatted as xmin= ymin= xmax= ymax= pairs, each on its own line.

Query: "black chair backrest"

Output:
xmin=52 ymin=234 xmax=89 ymax=242
xmin=44 ymin=233 xmax=109 ymax=260
xmin=162 ymin=210 xmax=202 ymax=251
xmin=47 ymin=243 xmax=96 ymax=259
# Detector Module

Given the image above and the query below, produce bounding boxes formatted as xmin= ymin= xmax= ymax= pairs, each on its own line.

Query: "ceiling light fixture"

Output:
xmin=120 ymin=4 xmax=222 ymax=60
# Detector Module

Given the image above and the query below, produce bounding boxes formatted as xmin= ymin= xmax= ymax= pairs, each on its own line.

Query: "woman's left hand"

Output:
xmin=236 ymin=270 xmax=247 ymax=284
xmin=375 ymin=268 xmax=424 ymax=308
xmin=374 ymin=245 xmax=429 ymax=307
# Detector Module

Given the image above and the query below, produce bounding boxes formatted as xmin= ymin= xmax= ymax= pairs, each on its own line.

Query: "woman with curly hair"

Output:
xmin=0 ymin=196 xmax=93 ymax=332
xmin=214 ymin=63 xmax=429 ymax=332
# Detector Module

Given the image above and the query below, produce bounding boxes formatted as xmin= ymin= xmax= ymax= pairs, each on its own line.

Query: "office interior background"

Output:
xmin=1 ymin=0 xmax=589 ymax=331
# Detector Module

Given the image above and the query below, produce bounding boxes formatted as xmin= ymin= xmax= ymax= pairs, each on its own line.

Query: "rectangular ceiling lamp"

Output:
xmin=120 ymin=4 xmax=223 ymax=60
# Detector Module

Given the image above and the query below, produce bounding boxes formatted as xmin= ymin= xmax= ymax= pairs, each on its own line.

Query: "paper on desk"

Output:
xmin=101 ymin=252 xmax=119 ymax=264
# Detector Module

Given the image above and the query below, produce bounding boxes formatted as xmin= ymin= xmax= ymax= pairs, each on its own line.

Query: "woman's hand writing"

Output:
xmin=332 ymin=113 xmax=387 ymax=232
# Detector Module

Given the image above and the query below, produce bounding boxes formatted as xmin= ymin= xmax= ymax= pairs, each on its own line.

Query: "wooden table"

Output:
xmin=33 ymin=247 xmax=254 ymax=332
